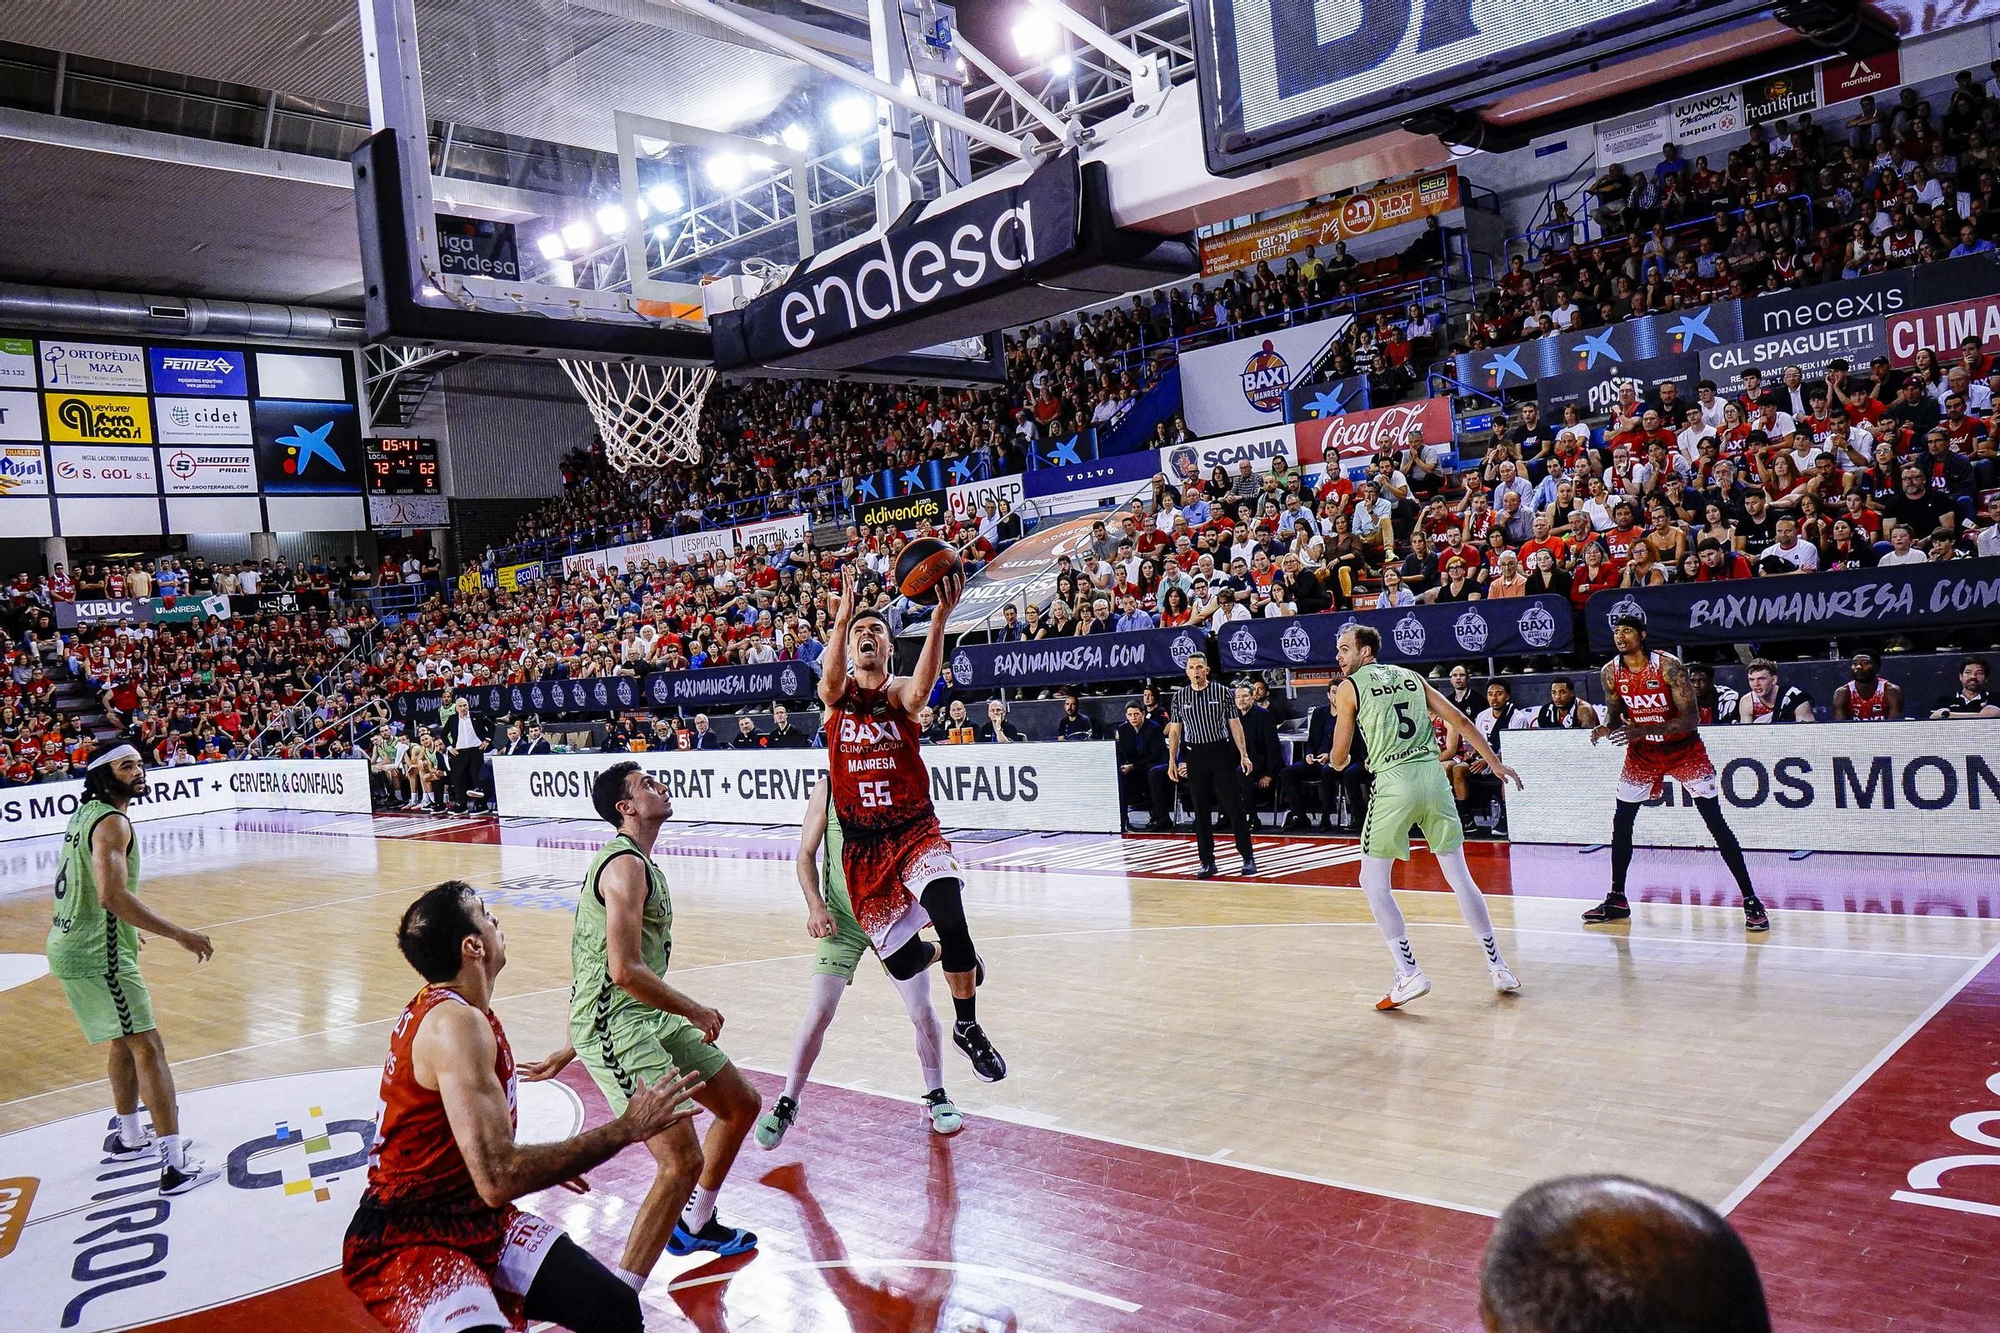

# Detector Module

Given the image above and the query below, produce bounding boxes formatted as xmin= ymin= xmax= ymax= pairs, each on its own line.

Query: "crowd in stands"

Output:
xmin=1476 ymin=64 xmax=2000 ymax=345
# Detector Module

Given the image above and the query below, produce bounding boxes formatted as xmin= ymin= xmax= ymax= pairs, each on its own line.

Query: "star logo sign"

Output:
xmin=1668 ymin=308 xmax=1720 ymax=350
xmin=900 ymin=468 xmax=925 ymax=491
xmin=1048 ymin=436 xmax=1083 ymax=466
xmin=855 ymin=476 xmax=880 ymax=501
xmin=1305 ymin=384 xmax=1354 ymax=418
xmin=1482 ymin=348 xmax=1525 ymax=386
xmin=948 ymin=458 xmax=972 ymax=482
xmin=1573 ymin=331 xmax=1620 ymax=371
xmin=277 ymin=420 xmax=344 ymax=476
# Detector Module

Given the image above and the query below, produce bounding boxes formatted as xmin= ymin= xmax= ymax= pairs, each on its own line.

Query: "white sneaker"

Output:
xmin=1490 ymin=964 xmax=1521 ymax=994
xmin=107 ymin=1129 xmax=156 ymax=1161
xmin=1375 ymin=969 xmax=1430 ymax=1010
xmin=160 ymin=1158 xmax=220 ymax=1195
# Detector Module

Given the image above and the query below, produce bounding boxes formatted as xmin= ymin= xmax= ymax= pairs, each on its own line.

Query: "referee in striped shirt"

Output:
xmin=1166 ymin=652 xmax=1257 ymax=878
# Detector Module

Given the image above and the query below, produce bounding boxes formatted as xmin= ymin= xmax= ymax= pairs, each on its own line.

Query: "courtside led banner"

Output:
xmin=1198 ymin=168 xmax=1459 ymax=276
xmin=1505 ymin=722 xmax=2000 ymax=857
xmin=492 ymin=744 xmax=1122 ymax=833
xmin=0 ymin=759 xmax=370 ymax=843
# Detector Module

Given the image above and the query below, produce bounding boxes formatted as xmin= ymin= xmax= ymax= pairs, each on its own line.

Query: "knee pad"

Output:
xmin=882 ymin=933 xmax=935 ymax=981
xmin=918 ymin=878 xmax=978 ymax=975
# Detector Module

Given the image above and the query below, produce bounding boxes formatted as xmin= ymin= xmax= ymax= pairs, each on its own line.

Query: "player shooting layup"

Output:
xmin=1584 ymin=608 xmax=1769 ymax=931
xmin=1331 ymin=626 xmax=1524 ymax=1009
xmin=755 ymin=774 xmax=962 ymax=1148
xmin=46 ymin=744 xmax=218 ymax=1195
xmin=818 ymin=565 xmax=1006 ymax=1083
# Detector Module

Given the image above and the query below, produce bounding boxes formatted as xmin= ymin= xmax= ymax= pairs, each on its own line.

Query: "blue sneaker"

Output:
xmin=668 ymin=1215 xmax=758 ymax=1257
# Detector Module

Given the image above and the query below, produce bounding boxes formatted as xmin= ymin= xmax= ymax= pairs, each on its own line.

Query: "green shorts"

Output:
xmin=811 ymin=874 xmax=874 ymax=984
xmin=58 ymin=963 xmax=156 ymax=1044
xmin=574 ymin=1007 xmax=730 ymax=1116
xmin=1362 ymin=760 xmax=1464 ymax=862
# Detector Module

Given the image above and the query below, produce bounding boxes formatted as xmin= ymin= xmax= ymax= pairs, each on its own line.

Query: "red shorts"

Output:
xmin=1619 ymin=736 xmax=1719 ymax=803
xmin=841 ymin=816 xmax=958 ymax=955
xmin=343 ymin=1203 xmax=560 ymax=1333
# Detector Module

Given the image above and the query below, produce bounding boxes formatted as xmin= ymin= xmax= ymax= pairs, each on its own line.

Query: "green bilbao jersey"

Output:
xmin=568 ymin=834 xmax=672 ymax=1033
xmin=47 ymin=800 xmax=140 ymax=979
xmin=1350 ymin=662 xmax=1436 ymax=774
xmin=822 ymin=807 xmax=853 ymax=916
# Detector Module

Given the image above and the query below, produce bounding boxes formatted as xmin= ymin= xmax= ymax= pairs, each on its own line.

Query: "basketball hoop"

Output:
xmin=560 ymin=359 xmax=715 ymax=472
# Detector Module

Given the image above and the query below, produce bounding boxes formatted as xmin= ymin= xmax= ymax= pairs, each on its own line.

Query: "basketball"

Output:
xmin=893 ymin=536 xmax=960 ymax=604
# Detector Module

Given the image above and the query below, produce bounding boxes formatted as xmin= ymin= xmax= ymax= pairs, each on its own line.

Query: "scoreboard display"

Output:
xmin=365 ymin=436 xmax=440 ymax=495
xmin=1188 ymin=0 xmax=1770 ymax=176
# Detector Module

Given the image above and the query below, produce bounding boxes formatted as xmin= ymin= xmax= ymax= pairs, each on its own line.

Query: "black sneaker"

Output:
xmin=668 ymin=1215 xmax=758 ymax=1257
xmin=953 ymin=1021 xmax=1007 ymax=1082
xmin=1582 ymin=895 xmax=1632 ymax=924
xmin=1743 ymin=898 xmax=1770 ymax=932
xmin=1196 ymin=862 xmax=1219 ymax=880
xmin=159 ymin=1160 xmax=220 ymax=1195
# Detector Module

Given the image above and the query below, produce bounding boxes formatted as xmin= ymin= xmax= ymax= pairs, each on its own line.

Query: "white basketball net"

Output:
xmin=560 ymin=359 xmax=715 ymax=472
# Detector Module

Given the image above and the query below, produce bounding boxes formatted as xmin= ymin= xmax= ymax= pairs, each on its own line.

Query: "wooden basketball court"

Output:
xmin=3 ymin=812 xmax=1996 ymax=1331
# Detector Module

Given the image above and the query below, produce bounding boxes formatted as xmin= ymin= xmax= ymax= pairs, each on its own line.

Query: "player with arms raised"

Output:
xmin=817 ymin=565 xmax=1006 ymax=1083
xmin=1585 ymin=608 xmax=1769 ymax=931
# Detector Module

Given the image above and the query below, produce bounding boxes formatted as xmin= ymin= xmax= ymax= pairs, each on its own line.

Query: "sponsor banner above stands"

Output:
xmin=1669 ymin=88 xmax=1744 ymax=144
xmin=160 ymin=445 xmax=259 ymax=494
xmin=1020 ymin=449 xmax=1159 ymax=500
xmin=1453 ymin=302 xmax=1745 ymax=396
xmin=1820 ymin=51 xmax=1899 ymax=103
xmin=491 ymin=743 xmax=1122 ymax=833
xmin=0 ymin=390 xmax=39 ymax=440
xmin=1215 ymin=597 xmax=1572 ymax=671
xmin=1738 ymin=263 xmax=1914 ymax=338
xmin=53 ymin=594 xmax=228 ymax=628
xmin=1179 ymin=314 xmax=1356 ymax=436
xmin=1292 ymin=397 xmax=1455 ymax=476
xmin=1282 ymin=374 xmax=1370 ymax=424
xmin=253 ymin=399 xmax=363 ymax=494
xmin=946 ymin=472 xmax=1024 ymax=525
xmin=1886 ymin=293 xmax=2000 ymax=366
xmin=37 ymin=339 xmax=148 ymax=392
xmin=0 ymin=443 xmax=46 ymax=496
xmin=46 ymin=393 xmax=152 ymax=444
xmin=0 ymin=338 xmax=33 ymax=388
xmin=930 ymin=512 xmax=1100 ymax=637
xmin=0 ymin=758 xmax=369 ymax=843
xmin=1161 ymin=424 xmax=1297 ymax=489
xmin=1583 ymin=558 xmax=2000 ymax=652
xmin=1198 ymin=167 xmax=1460 ymax=277
xmin=1537 ymin=353 xmax=1699 ymax=419
xmin=948 ymin=627 xmax=1209 ymax=689
xmin=391 ymin=662 xmax=817 ymax=725
xmin=1700 ymin=319 xmax=1884 ymax=385
xmin=857 ymin=487 xmax=946 ymax=531
xmin=645 ymin=661 xmax=818 ymax=707
xmin=495 ymin=561 xmax=543 ymax=592
xmin=735 ymin=512 xmax=811 ymax=549
xmin=1505 ymin=721 xmax=1999 ymax=858
xmin=1743 ymin=66 xmax=1818 ymax=123
xmin=1595 ymin=108 xmax=1667 ymax=163
xmin=229 ymin=589 xmax=331 ymax=616
xmin=50 ymin=443 xmax=157 ymax=494
xmin=368 ymin=493 xmax=450 ymax=528
xmin=147 ymin=346 xmax=247 ymax=396
xmin=155 ymin=396 xmax=252 ymax=445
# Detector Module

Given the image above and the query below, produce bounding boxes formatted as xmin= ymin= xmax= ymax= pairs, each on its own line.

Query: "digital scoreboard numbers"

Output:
xmin=364 ymin=436 xmax=440 ymax=495
xmin=1190 ymin=0 xmax=1769 ymax=176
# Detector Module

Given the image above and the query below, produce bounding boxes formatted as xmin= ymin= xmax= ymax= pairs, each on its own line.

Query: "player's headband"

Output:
xmin=88 ymin=744 xmax=141 ymax=771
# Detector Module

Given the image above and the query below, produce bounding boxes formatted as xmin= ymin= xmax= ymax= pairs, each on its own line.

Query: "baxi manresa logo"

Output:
xmin=1169 ymin=633 xmax=1198 ymax=668
xmin=777 ymin=665 xmax=801 ymax=698
xmin=1393 ymin=614 xmax=1427 ymax=657
xmin=1453 ymin=609 xmax=1489 ymax=652
xmin=1226 ymin=626 xmax=1257 ymax=665
xmin=1240 ymin=340 xmax=1290 ymax=412
xmin=1517 ymin=603 xmax=1557 ymax=648
xmin=1280 ymin=621 xmax=1312 ymax=662
xmin=950 ymin=650 xmax=974 ymax=683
